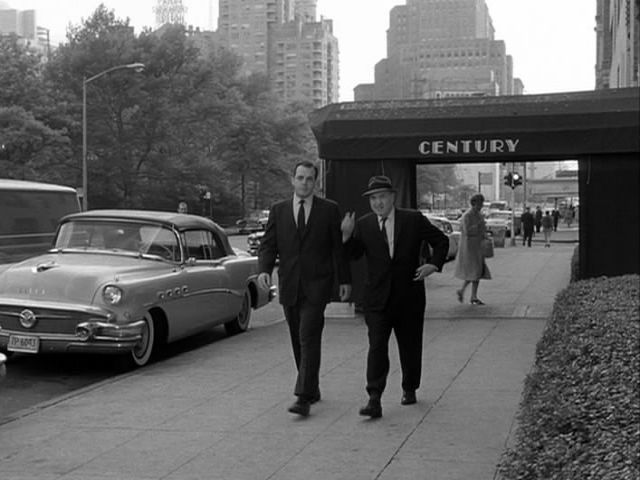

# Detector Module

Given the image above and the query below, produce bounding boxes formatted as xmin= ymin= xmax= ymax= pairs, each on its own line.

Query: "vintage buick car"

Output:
xmin=0 ymin=210 xmax=274 ymax=368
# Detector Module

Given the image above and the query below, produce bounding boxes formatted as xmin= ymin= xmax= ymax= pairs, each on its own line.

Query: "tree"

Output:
xmin=416 ymin=164 xmax=460 ymax=208
xmin=217 ymin=75 xmax=318 ymax=214
xmin=46 ymin=7 xmax=246 ymax=209
xmin=0 ymin=35 xmax=74 ymax=182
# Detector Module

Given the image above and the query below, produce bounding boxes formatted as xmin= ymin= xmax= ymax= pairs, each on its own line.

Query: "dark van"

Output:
xmin=0 ymin=179 xmax=81 ymax=264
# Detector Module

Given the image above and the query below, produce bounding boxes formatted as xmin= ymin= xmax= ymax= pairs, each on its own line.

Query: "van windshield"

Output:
xmin=0 ymin=189 xmax=80 ymax=264
xmin=0 ymin=190 xmax=79 ymax=235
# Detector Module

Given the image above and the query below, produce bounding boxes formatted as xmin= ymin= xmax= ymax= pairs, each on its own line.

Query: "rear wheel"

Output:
xmin=225 ymin=290 xmax=251 ymax=335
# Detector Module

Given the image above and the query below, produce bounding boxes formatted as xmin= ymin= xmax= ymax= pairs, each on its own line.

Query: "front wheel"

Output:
xmin=225 ymin=290 xmax=252 ymax=335
xmin=115 ymin=312 xmax=159 ymax=370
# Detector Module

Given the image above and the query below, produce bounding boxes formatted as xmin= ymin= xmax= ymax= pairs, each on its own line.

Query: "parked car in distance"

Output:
xmin=235 ymin=210 xmax=270 ymax=234
xmin=0 ymin=179 xmax=81 ymax=265
xmin=0 ymin=210 xmax=275 ymax=368
xmin=421 ymin=212 xmax=459 ymax=261
xmin=488 ymin=200 xmax=509 ymax=211
xmin=485 ymin=210 xmax=514 ymax=237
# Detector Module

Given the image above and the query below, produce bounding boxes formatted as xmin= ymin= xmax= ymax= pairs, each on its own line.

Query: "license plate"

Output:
xmin=8 ymin=334 xmax=40 ymax=353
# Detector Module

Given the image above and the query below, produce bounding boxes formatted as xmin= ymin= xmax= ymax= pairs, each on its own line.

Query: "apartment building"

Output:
xmin=210 ymin=0 xmax=337 ymax=106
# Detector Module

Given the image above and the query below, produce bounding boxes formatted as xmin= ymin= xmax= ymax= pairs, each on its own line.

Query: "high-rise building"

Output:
xmin=354 ymin=0 xmax=522 ymax=101
xmin=212 ymin=0 xmax=338 ymax=106
xmin=216 ymin=0 xmax=291 ymax=77
xmin=596 ymin=0 xmax=639 ymax=89
xmin=154 ymin=0 xmax=187 ymax=28
xmin=0 ymin=3 xmax=35 ymax=39
xmin=269 ymin=17 xmax=338 ymax=107
xmin=0 ymin=1 xmax=49 ymax=56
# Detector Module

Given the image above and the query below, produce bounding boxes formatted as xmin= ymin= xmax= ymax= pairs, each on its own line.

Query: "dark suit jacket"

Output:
xmin=521 ymin=211 xmax=535 ymax=231
xmin=258 ymin=196 xmax=351 ymax=307
xmin=347 ymin=208 xmax=449 ymax=312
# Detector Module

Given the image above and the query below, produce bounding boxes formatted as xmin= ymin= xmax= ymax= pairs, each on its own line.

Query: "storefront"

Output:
xmin=309 ymin=87 xmax=639 ymax=281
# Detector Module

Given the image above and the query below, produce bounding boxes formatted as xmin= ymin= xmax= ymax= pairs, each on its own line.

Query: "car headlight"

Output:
xmin=103 ymin=285 xmax=123 ymax=305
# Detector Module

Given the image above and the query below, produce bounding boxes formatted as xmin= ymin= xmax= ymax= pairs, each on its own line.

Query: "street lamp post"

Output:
xmin=82 ymin=62 xmax=145 ymax=211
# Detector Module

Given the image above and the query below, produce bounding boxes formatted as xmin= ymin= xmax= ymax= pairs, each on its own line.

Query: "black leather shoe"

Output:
xmin=359 ymin=399 xmax=382 ymax=418
xmin=288 ymin=399 xmax=310 ymax=417
xmin=401 ymin=390 xmax=417 ymax=405
xmin=309 ymin=392 xmax=321 ymax=404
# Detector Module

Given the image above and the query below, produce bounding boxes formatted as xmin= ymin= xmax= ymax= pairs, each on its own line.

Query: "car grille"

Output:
xmin=0 ymin=305 xmax=106 ymax=335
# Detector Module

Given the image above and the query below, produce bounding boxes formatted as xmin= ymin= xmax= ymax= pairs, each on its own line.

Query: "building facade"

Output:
xmin=210 ymin=0 xmax=337 ymax=106
xmin=269 ymin=18 xmax=338 ymax=107
xmin=596 ymin=0 xmax=639 ymax=89
xmin=354 ymin=0 xmax=522 ymax=101
xmin=0 ymin=1 xmax=49 ymax=56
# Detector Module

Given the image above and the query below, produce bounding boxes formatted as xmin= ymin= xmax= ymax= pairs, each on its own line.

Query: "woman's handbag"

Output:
xmin=481 ymin=237 xmax=494 ymax=258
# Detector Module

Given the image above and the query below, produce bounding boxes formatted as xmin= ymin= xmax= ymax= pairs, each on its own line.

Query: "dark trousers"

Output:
xmin=523 ymin=228 xmax=534 ymax=247
xmin=364 ymin=295 xmax=425 ymax=399
xmin=283 ymin=299 xmax=325 ymax=401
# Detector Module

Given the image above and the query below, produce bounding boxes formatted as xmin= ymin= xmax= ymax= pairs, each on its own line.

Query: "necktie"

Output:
xmin=297 ymin=199 xmax=306 ymax=236
xmin=380 ymin=217 xmax=389 ymax=246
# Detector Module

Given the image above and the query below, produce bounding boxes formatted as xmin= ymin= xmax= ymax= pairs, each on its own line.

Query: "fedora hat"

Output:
xmin=363 ymin=175 xmax=396 ymax=196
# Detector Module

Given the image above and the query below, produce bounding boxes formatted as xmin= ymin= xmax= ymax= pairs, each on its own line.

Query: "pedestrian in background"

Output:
xmin=454 ymin=193 xmax=492 ymax=305
xmin=520 ymin=206 xmax=535 ymax=247
xmin=552 ymin=209 xmax=560 ymax=231
xmin=177 ymin=201 xmax=188 ymax=214
xmin=542 ymin=210 xmax=554 ymax=247
xmin=534 ymin=205 xmax=543 ymax=233
xmin=341 ymin=175 xmax=449 ymax=419
xmin=257 ymin=160 xmax=351 ymax=418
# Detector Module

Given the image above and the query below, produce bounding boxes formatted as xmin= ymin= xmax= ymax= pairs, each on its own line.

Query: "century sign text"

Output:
xmin=418 ymin=138 xmax=520 ymax=156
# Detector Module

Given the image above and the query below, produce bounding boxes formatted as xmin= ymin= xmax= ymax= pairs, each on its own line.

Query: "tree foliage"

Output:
xmin=35 ymin=5 xmax=318 ymax=215
xmin=0 ymin=35 xmax=73 ymax=182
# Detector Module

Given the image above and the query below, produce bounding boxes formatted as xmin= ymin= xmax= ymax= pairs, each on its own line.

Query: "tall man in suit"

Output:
xmin=257 ymin=161 xmax=352 ymax=417
xmin=341 ymin=175 xmax=449 ymax=418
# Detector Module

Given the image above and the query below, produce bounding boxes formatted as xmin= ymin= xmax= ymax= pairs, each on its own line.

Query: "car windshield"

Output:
xmin=487 ymin=212 xmax=511 ymax=220
xmin=54 ymin=220 xmax=180 ymax=261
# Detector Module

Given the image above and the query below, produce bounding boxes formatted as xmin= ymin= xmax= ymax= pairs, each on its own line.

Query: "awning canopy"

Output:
xmin=309 ymin=88 xmax=640 ymax=163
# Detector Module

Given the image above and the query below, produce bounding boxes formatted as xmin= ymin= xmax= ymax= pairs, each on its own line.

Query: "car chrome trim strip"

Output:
xmin=0 ymin=299 xmax=111 ymax=317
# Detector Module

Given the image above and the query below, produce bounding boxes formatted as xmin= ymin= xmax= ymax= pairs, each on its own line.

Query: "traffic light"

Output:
xmin=503 ymin=171 xmax=522 ymax=189
xmin=503 ymin=172 xmax=513 ymax=187
xmin=512 ymin=172 xmax=523 ymax=187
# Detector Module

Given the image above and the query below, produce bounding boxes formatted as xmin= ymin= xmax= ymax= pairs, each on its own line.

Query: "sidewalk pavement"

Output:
xmin=0 ymin=243 xmax=575 ymax=480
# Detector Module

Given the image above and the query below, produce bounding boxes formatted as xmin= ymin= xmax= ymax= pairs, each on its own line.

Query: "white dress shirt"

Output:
xmin=378 ymin=208 xmax=395 ymax=257
xmin=293 ymin=194 xmax=313 ymax=226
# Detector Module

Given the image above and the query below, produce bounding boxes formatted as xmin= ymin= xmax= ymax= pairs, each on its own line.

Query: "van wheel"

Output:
xmin=225 ymin=290 xmax=251 ymax=335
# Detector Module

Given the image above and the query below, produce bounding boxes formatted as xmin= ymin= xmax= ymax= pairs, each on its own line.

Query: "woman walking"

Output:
xmin=454 ymin=193 xmax=491 ymax=305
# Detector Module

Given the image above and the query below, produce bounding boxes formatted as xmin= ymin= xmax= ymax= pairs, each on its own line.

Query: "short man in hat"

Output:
xmin=341 ymin=175 xmax=449 ymax=418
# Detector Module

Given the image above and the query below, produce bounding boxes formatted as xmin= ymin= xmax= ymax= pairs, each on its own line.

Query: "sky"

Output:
xmin=14 ymin=0 xmax=596 ymax=101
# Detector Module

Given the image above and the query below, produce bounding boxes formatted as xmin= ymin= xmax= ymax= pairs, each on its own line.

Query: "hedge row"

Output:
xmin=499 ymin=274 xmax=640 ymax=479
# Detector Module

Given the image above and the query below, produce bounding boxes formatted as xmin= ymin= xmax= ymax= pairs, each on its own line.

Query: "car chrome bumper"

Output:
xmin=0 ymin=319 xmax=146 ymax=355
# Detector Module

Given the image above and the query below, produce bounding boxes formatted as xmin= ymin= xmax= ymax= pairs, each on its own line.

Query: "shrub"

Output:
xmin=499 ymin=275 xmax=640 ymax=480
